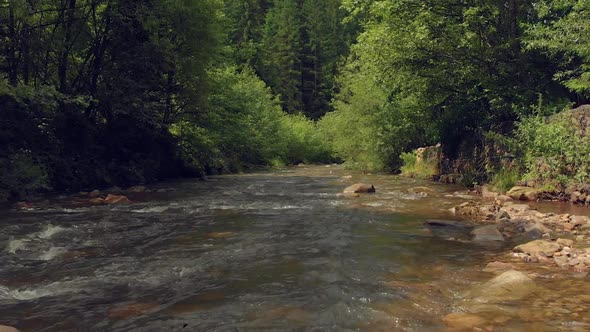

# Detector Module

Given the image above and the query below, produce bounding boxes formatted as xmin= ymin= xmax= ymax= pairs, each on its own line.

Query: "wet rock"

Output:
xmin=571 ymin=191 xmax=582 ymax=203
xmin=556 ymin=238 xmax=574 ymax=248
xmin=89 ymin=198 xmax=105 ymax=205
xmin=407 ymin=186 xmax=437 ymax=195
xmin=472 ymin=225 xmax=504 ymax=242
xmin=496 ymin=210 xmax=511 ymax=220
xmin=523 ymin=223 xmax=551 ymax=239
xmin=572 ymin=216 xmax=589 ymax=227
xmin=207 ymin=232 xmax=237 ymax=239
xmin=89 ymin=189 xmax=101 ymax=198
xmin=483 ymin=261 xmax=515 ymax=274
xmin=0 ymin=326 xmax=20 ymax=332
xmin=514 ymin=240 xmax=560 ymax=257
xmin=343 ymin=183 xmax=375 ymax=194
xmin=127 ymin=185 xmax=146 ymax=193
xmin=443 ymin=312 xmax=486 ymax=329
xmin=554 ymin=256 xmax=569 ymax=268
xmin=465 ymin=270 xmax=537 ymax=303
xmin=507 ymin=186 xmax=540 ymax=201
xmin=503 ymin=203 xmax=530 ymax=213
xmin=481 ymin=186 xmax=498 ymax=200
xmin=339 ymin=175 xmax=353 ymax=182
xmin=104 ymin=194 xmax=130 ymax=205
xmin=425 ymin=220 xmax=473 ymax=240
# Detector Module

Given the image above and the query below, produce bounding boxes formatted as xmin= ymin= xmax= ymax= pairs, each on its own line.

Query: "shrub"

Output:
xmin=515 ymin=112 xmax=590 ymax=187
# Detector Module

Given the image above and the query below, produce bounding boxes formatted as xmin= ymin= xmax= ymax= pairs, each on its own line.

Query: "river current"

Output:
xmin=1 ymin=166 xmax=588 ymax=331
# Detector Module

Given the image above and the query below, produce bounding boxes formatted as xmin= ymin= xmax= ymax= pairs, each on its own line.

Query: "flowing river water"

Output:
xmin=1 ymin=165 xmax=590 ymax=331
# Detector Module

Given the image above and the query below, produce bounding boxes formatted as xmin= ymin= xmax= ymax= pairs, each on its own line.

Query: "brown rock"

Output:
xmin=571 ymin=191 xmax=582 ymax=203
xmin=343 ymin=183 xmax=375 ymax=194
xmin=89 ymin=198 xmax=105 ymax=205
xmin=504 ymin=204 xmax=530 ymax=212
xmin=523 ymin=223 xmax=551 ymax=239
xmin=472 ymin=225 xmax=504 ymax=242
xmin=465 ymin=270 xmax=537 ymax=303
xmin=104 ymin=194 xmax=130 ymax=205
xmin=407 ymin=186 xmax=437 ymax=195
xmin=514 ymin=240 xmax=560 ymax=257
xmin=0 ymin=326 xmax=20 ymax=332
xmin=482 ymin=186 xmax=498 ymax=200
xmin=572 ymin=216 xmax=589 ymax=227
xmin=496 ymin=195 xmax=514 ymax=203
xmin=507 ymin=186 xmax=540 ymax=201
xmin=556 ymin=238 xmax=574 ymax=248
xmin=443 ymin=313 xmax=486 ymax=329
xmin=554 ymin=256 xmax=569 ymax=268
xmin=89 ymin=189 xmax=101 ymax=198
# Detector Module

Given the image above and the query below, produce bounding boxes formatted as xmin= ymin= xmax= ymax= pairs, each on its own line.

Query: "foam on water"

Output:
xmin=38 ymin=247 xmax=67 ymax=261
xmin=6 ymin=238 xmax=29 ymax=254
xmin=131 ymin=206 xmax=170 ymax=213
xmin=0 ymin=281 xmax=80 ymax=301
xmin=38 ymin=224 xmax=68 ymax=239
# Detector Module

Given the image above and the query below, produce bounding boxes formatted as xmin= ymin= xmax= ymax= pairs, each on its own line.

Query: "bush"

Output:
xmin=516 ymin=113 xmax=590 ymax=187
xmin=400 ymin=151 xmax=439 ymax=179
xmin=173 ymin=66 xmax=334 ymax=172
xmin=0 ymin=152 xmax=49 ymax=199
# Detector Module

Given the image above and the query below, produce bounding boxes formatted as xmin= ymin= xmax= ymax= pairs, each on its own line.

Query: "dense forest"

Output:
xmin=1 ymin=0 xmax=589 ymax=200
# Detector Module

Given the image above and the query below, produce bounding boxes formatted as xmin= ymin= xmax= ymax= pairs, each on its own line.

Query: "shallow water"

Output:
xmin=0 ymin=166 xmax=588 ymax=331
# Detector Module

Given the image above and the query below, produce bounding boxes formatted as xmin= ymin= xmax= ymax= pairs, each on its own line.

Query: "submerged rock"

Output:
xmin=465 ymin=270 xmax=537 ymax=304
xmin=523 ymin=223 xmax=551 ymax=239
xmin=514 ymin=240 xmax=560 ymax=257
xmin=442 ymin=312 xmax=486 ymax=329
xmin=483 ymin=261 xmax=515 ymax=274
xmin=407 ymin=186 xmax=437 ymax=195
xmin=425 ymin=220 xmax=474 ymax=241
xmin=471 ymin=225 xmax=504 ymax=242
xmin=343 ymin=183 xmax=375 ymax=194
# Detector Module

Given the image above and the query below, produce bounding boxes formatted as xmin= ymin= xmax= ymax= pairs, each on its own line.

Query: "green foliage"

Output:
xmin=280 ymin=114 xmax=334 ymax=164
xmin=491 ymin=169 xmax=520 ymax=193
xmin=400 ymin=152 xmax=438 ymax=180
xmin=0 ymin=153 xmax=49 ymax=199
xmin=516 ymin=113 xmax=590 ymax=187
xmin=526 ymin=0 xmax=590 ymax=95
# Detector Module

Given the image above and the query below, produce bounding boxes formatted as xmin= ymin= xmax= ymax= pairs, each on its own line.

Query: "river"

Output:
xmin=1 ymin=165 xmax=589 ymax=331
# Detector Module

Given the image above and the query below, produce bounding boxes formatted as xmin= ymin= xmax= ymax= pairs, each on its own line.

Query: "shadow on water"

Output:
xmin=0 ymin=165 xmax=588 ymax=331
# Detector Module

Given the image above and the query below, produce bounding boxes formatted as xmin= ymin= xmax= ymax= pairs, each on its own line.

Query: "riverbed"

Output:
xmin=1 ymin=166 xmax=589 ymax=331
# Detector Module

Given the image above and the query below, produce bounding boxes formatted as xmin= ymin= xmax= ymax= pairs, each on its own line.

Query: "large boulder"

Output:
xmin=343 ymin=183 xmax=375 ymax=194
xmin=464 ymin=270 xmax=537 ymax=304
xmin=471 ymin=225 xmax=504 ymax=242
xmin=507 ymin=186 xmax=540 ymax=201
xmin=514 ymin=240 xmax=560 ymax=257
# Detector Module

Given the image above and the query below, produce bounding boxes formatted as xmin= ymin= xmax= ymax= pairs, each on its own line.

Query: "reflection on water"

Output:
xmin=0 ymin=165 xmax=587 ymax=331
